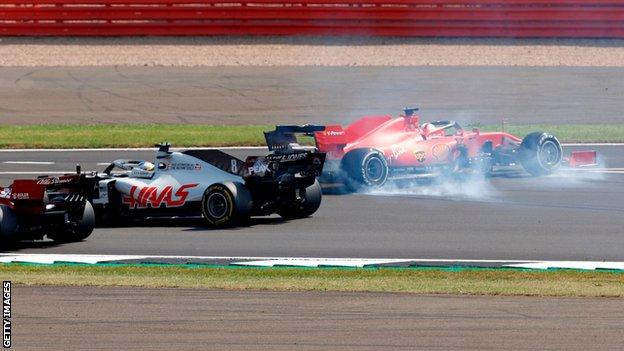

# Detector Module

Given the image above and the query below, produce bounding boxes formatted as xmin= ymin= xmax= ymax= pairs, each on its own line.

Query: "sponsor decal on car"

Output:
xmin=413 ymin=150 xmax=426 ymax=163
xmin=168 ymin=163 xmax=203 ymax=171
xmin=35 ymin=177 xmax=74 ymax=185
xmin=391 ymin=145 xmax=406 ymax=159
xmin=10 ymin=193 xmax=29 ymax=200
xmin=266 ymin=152 xmax=308 ymax=162
xmin=248 ymin=159 xmax=270 ymax=176
xmin=130 ymin=168 xmax=153 ymax=178
xmin=122 ymin=183 xmax=198 ymax=209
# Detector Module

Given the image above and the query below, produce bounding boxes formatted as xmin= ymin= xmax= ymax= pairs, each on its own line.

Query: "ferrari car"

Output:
xmin=0 ymin=125 xmax=326 ymax=243
xmin=314 ymin=108 xmax=596 ymax=190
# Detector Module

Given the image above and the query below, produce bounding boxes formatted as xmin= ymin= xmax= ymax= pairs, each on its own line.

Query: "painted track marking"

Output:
xmin=1 ymin=254 xmax=623 ymax=270
xmin=2 ymin=161 xmax=55 ymax=165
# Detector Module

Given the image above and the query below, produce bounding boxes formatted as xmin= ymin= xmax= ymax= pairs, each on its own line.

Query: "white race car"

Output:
xmin=0 ymin=126 xmax=326 ymax=243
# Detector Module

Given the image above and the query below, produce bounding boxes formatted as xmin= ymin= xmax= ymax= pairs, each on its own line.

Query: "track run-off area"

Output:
xmin=1 ymin=145 xmax=622 ymax=263
xmin=2 ymin=66 xmax=624 ymax=125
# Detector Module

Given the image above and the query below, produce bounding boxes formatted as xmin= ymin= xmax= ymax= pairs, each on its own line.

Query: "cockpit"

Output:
xmin=420 ymin=121 xmax=464 ymax=138
xmin=102 ymin=160 xmax=156 ymax=179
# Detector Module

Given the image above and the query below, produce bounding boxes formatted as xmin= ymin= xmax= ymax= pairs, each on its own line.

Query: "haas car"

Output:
xmin=0 ymin=126 xmax=326 ymax=243
xmin=314 ymin=108 xmax=596 ymax=190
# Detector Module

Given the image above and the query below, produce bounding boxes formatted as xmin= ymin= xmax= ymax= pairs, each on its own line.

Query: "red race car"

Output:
xmin=314 ymin=108 xmax=596 ymax=190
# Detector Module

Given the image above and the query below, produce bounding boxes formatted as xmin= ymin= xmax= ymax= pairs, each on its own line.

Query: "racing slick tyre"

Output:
xmin=0 ymin=205 xmax=18 ymax=245
xmin=341 ymin=148 xmax=389 ymax=192
xmin=48 ymin=201 xmax=96 ymax=243
xmin=202 ymin=182 xmax=252 ymax=227
xmin=278 ymin=180 xmax=322 ymax=220
xmin=519 ymin=132 xmax=562 ymax=176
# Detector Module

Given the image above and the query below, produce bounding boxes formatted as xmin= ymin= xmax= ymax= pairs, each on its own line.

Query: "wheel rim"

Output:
xmin=207 ymin=193 xmax=228 ymax=219
xmin=364 ymin=157 xmax=385 ymax=183
xmin=539 ymin=140 xmax=561 ymax=168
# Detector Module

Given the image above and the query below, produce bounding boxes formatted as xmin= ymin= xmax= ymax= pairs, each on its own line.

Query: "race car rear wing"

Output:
xmin=264 ymin=125 xmax=325 ymax=152
xmin=313 ymin=116 xmax=393 ymax=153
xmin=313 ymin=125 xmax=348 ymax=152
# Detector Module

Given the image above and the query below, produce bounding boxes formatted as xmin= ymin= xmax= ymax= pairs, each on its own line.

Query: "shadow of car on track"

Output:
xmin=1 ymin=239 xmax=64 ymax=253
xmin=180 ymin=216 xmax=289 ymax=232
xmin=106 ymin=215 xmax=293 ymax=231
xmin=0 ymin=216 xmax=300 ymax=252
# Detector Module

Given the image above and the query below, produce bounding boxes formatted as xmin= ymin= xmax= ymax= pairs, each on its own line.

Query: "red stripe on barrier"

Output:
xmin=1 ymin=1 xmax=623 ymax=37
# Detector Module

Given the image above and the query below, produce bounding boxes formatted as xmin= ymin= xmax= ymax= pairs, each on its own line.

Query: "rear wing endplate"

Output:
xmin=566 ymin=150 xmax=598 ymax=167
xmin=264 ymin=125 xmax=325 ymax=152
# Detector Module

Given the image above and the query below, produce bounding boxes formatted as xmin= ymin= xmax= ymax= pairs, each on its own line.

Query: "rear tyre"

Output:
xmin=48 ymin=201 xmax=96 ymax=243
xmin=0 ymin=205 xmax=18 ymax=245
xmin=202 ymin=182 xmax=252 ymax=227
xmin=278 ymin=180 xmax=322 ymax=220
xmin=519 ymin=132 xmax=562 ymax=176
xmin=341 ymin=149 xmax=389 ymax=191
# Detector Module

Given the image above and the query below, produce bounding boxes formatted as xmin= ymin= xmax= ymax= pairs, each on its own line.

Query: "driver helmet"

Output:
xmin=140 ymin=161 xmax=155 ymax=172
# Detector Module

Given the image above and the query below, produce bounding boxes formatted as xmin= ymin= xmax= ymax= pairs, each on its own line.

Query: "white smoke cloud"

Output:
xmin=366 ymin=170 xmax=498 ymax=200
xmin=361 ymin=154 xmax=609 ymax=201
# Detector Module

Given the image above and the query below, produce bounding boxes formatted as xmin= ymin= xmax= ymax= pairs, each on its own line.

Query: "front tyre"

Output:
xmin=202 ymin=182 xmax=252 ymax=227
xmin=278 ymin=180 xmax=322 ymax=220
xmin=48 ymin=201 xmax=96 ymax=243
xmin=341 ymin=149 xmax=389 ymax=191
xmin=519 ymin=132 xmax=562 ymax=176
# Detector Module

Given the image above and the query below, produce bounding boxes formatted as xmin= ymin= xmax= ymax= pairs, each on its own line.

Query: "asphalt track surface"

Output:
xmin=2 ymin=66 xmax=624 ymax=125
xmin=1 ymin=146 xmax=623 ymax=261
xmin=13 ymin=286 xmax=624 ymax=351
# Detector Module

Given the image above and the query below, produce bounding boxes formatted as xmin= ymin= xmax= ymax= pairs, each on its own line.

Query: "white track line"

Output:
xmin=2 ymin=161 xmax=55 ymax=165
xmin=505 ymin=261 xmax=624 ymax=270
xmin=232 ymin=258 xmax=416 ymax=268
xmin=0 ymin=171 xmax=69 ymax=175
xmin=0 ymin=254 xmax=623 ymax=270
xmin=562 ymin=143 xmax=624 ymax=147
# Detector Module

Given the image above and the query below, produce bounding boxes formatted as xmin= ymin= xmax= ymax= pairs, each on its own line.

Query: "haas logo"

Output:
xmin=122 ymin=184 xmax=198 ymax=209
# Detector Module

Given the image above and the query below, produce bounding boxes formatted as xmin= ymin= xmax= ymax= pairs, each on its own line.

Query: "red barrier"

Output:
xmin=1 ymin=0 xmax=623 ymax=37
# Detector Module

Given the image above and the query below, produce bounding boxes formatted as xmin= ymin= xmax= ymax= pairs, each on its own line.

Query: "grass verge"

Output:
xmin=1 ymin=264 xmax=623 ymax=297
xmin=0 ymin=124 xmax=622 ymax=148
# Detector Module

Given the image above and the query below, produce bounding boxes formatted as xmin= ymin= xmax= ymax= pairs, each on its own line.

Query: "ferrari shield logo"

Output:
xmin=414 ymin=150 xmax=426 ymax=163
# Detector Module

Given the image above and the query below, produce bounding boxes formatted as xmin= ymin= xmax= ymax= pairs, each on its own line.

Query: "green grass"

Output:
xmin=2 ymin=264 xmax=623 ymax=297
xmin=0 ymin=124 xmax=269 ymax=148
xmin=0 ymin=123 xmax=622 ymax=148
